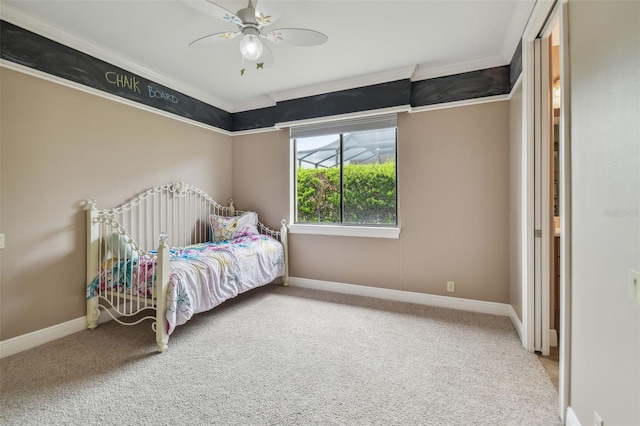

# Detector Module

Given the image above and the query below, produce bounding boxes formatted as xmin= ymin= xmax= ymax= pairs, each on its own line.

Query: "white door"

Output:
xmin=533 ymin=37 xmax=552 ymax=357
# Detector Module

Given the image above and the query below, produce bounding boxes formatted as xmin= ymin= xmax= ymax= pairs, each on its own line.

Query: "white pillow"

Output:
xmin=209 ymin=211 xmax=259 ymax=242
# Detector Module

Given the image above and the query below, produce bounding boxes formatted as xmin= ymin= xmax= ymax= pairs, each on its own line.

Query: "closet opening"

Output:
xmin=535 ymin=18 xmax=561 ymax=392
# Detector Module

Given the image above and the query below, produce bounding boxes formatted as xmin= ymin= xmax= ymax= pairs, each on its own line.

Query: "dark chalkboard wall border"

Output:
xmin=0 ymin=20 xmax=233 ymax=131
xmin=2 ymin=20 xmax=514 ymax=134
xmin=410 ymin=66 xmax=511 ymax=108
xmin=276 ymin=80 xmax=411 ymax=125
xmin=510 ymin=40 xmax=523 ymax=89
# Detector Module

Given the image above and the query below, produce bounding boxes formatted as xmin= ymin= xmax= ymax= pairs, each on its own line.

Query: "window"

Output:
xmin=292 ymin=114 xmax=397 ymax=231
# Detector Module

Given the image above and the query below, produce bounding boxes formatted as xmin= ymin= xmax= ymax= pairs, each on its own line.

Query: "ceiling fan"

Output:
xmin=189 ymin=0 xmax=328 ymax=75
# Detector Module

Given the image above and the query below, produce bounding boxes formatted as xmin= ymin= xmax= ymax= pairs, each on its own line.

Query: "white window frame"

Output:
xmin=287 ymin=223 xmax=401 ymax=239
xmin=285 ymin=111 xmax=402 ymax=239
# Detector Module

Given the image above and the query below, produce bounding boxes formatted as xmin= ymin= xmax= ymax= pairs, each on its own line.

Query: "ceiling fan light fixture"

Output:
xmin=239 ymin=33 xmax=263 ymax=61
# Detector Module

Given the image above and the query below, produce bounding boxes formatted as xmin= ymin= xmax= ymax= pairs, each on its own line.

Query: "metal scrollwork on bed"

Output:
xmin=84 ymin=182 xmax=288 ymax=352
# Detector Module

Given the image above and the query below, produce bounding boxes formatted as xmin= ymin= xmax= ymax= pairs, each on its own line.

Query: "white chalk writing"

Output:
xmin=148 ymin=85 xmax=179 ymax=104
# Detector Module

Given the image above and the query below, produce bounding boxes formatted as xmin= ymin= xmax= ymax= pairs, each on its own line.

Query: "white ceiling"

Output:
xmin=0 ymin=0 xmax=535 ymax=112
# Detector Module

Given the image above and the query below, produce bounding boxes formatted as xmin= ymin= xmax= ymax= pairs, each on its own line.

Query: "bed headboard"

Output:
xmin=85 ymin=181 xmax=289 ymax=300
xmin=85 ymin=182 xmax=234 ymax=252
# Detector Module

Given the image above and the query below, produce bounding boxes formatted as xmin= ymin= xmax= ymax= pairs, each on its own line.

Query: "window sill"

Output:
xmin=288 ymin=224 xmax=401 ymax=239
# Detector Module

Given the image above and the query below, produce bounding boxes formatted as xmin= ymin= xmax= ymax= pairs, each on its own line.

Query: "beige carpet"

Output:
xmin=1 ymin=285 xmax=560 ymax=425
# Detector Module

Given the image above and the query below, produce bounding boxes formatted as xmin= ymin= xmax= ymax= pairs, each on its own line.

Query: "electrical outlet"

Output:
xmin=594 ymin=411 xmax=604 ymax=426
xmin=0 ymin=234 xmax=4 ymax=249
xmin=447 ymin=281 xmax=455 ymax=292
xmin=630 ymin=269 xmax=640 ymax=305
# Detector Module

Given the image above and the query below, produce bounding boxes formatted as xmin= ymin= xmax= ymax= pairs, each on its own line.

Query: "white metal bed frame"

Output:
xmin=85 ymin=182 xmax=288 ymax=352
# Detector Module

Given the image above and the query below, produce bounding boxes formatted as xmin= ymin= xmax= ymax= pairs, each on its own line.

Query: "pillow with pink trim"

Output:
xmin=210 ymin=211 xmax=259 ymax=242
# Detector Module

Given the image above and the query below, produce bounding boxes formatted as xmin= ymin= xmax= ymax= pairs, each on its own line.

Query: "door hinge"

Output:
xmin=535 ymin=229 xmax=542 ymax=238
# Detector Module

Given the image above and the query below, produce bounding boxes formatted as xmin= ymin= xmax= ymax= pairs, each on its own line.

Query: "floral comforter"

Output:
xmin=87 ymin=234 xmax=284 ymax=335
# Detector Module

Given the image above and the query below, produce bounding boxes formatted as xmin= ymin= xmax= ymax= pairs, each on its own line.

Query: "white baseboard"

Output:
xmin=0 ymin=307 xmax=118 ymax=359
xmin=566 ymin=407 xmax=582 ymax=426
xmin=549 ymin=328 xmax=558 ymax=347
xmin=0 ymin=317 xmax=87 ymax=359
xmin=508 ymin=305 xmax=524 ymax=341
xmin=288 ymin=277 xmax=511 ymax=317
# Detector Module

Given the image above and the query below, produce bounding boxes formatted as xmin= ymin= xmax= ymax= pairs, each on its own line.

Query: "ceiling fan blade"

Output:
xmin=262 ymin=28 xmax=328 ymax=47
xmin=203 ymin=0 xmax=243 ymax=26
xmin=253 ymin=0 xmax=283 ymax=28
xmin=189 ymin=31 xmax=240 ymax=48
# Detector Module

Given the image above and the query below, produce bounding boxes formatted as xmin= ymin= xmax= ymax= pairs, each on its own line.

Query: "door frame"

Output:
xmin=520 ymin=0 xmax=572 ymax=421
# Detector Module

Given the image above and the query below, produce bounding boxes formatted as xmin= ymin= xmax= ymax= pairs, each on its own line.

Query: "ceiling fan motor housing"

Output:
xmin=236 ymin=6 xmax=258 ymax=26
xmin=242 ymin=25 xmax=260 ymax=37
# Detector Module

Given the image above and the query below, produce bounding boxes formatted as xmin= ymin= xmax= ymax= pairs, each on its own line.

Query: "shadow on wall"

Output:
xmin=1 ymin=208 xmax=88 ymax=339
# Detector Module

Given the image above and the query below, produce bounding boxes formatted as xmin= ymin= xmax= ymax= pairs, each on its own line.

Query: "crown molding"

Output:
xmin=409 ymin=94 xmax=510 ymax=114
xmin=269 ymin=65 xmax=416 ymax=103
xmin=501 ymin=0 xmax=537 ymax=62
xmin=411 ymin=55 xmax=507 ymax=82
xmin=231 ymin=126 xmax=284 ymax=136
xmin=0 ymin=3 xmax=234 ymax=112
xmin=230 ymin=96 xmax=276 ymax=113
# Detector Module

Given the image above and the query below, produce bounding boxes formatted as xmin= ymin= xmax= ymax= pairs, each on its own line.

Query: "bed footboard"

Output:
xmin=86 ymin=202 xmax=100 ymax=330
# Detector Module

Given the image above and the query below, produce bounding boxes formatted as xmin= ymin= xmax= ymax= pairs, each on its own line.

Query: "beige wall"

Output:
xmin=568 ymin=1 xmax=640 ymax=424
xmin=233 ymin=102 xmax=511 ymax=303
xmin=0 ymin=69 xmax=232 ymax=340
xmin=232 ymin=129 xmax=290 ymax=231
xmin=509 ymin=83 xmax=523 ymax=321
xmin=0 ymin=67 xmax=513 ymax=341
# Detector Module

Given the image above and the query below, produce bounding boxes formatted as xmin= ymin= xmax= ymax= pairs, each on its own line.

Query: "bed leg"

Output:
xmin=156 ymin=301 xmax=168 ymax=354
xmin=155 ymin=232 xmax=170 ymax=353
xmin=156 ymin=335 xmax=168 ymax=353
xmin=87 ymin=297 xmax=99 ymax=329
xmin=280 ymin=219 xmax=289 ymax=286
